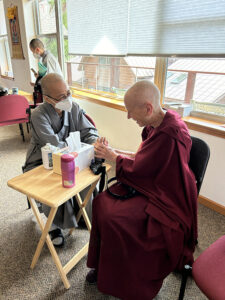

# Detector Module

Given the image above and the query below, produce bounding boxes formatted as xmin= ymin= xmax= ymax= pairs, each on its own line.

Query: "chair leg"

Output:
xmin=26 ymin=122 xmax=29 ymax=133
xmin=27 ymin=197 xmax=31 ymax=209
xmin=178 ymin=265 xmax=192 ymax=300
xmin=19 ymin=123 xmax=25 ymax=142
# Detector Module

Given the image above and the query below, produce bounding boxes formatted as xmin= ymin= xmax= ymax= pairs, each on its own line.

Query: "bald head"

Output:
xmin=124 ymin=81 xmax=164 ymax=127
xmin=124 ymin=80 xmax=160 ymax=111
xmin=41 ymin=73 xmax=66 ymax=95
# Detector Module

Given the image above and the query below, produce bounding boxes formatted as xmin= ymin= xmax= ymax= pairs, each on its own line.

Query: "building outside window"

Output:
xmin=164 ymin=58 xmax=225 ymax=119
xmin=66 ymin=55 xmax=225 ymax=119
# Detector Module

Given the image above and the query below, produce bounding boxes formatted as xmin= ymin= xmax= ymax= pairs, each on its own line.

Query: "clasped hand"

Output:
xmin=94 ymin=137 xmax=118 ymax=162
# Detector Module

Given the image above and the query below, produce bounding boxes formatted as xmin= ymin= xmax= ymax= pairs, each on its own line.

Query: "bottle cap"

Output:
xmin=61 ymin=154 xmax=75 ymax=162
xmin=42 ymin=143 xmax=51 ymax=151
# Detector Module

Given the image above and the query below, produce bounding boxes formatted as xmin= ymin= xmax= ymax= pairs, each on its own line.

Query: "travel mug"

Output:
xmin=61 ymin=154 xmax=75 ymax=188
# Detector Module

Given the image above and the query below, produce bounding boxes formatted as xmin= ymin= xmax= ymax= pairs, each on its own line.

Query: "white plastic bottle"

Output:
xmin=41 ymin=143 xmax=54 ymax=169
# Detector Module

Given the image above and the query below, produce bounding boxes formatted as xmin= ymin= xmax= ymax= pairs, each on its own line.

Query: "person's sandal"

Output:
xmin=49 ymin=228 xmax=64 ymax=248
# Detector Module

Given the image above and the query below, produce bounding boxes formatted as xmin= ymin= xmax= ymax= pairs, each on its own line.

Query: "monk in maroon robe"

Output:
xmin=86 ymin=80 xmax=197 ymax=300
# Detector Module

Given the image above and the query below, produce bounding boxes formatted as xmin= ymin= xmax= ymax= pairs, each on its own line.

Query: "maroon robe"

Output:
xmin=87 ymin=110 xmax=197 ymax=300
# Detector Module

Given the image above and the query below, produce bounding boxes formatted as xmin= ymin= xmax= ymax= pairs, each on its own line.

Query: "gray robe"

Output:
xmin=41 ymin=50 xmax=63 ymax=77
xmin=24 ymin=101 xmax=99 ymax=228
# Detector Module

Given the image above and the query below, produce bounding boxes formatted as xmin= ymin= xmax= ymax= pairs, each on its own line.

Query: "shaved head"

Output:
xmin=41 ymin=73 xmax=66 ymax=95
xmin=124 ymin=80 xmax=165 ymax=127
xmin=124 ymin=80 xmax=160 ymax=111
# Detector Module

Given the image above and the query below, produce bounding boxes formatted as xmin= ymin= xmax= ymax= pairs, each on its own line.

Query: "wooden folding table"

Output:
xmin=7 ymin=164 xmax=111 ymax=289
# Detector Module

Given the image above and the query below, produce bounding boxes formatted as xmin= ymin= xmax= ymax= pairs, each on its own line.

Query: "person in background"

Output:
xmin=86 ymin=80 xmax=198 ymax=300
xmin=29 ymin=38 xmax=63 ymax=78
xmin=23 ymin=73 xmax=99 ymax=247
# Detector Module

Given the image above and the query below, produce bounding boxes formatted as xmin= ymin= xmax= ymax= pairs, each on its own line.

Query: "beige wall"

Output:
xmin=189 ymin=131 xmax=225 ymax=207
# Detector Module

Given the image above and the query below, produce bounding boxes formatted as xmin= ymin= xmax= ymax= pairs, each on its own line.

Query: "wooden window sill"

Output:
xmin=71 ymin=88 xmax=225 ymax=139
xmin=0 ymin=75 xmax=14 ymax=80
xmin=183 ymin=116 xmax=225 ymax=139
xmin=71 ymin=87 xmax=126 ymax=112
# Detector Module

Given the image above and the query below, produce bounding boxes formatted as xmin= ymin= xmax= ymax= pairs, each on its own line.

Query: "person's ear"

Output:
xmin=44 ymin=95 xmax=54 ymax=106
xmin=145 ymin=102 xmax=153 ymax=116
xmin=36 ymin=47 xmax=42 ymax=55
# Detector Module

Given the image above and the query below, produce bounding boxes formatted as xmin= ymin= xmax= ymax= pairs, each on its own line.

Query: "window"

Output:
xmin=66 ymin=56 xmax=156 ymax=98
xmin=34 ymin=0 xmax=64 ymax=72
xmin=35 ymin=0 xmax=57 ymax=56
xmin=66 ymin=0 xmax=225 ymax=57
xmin=64 ymin=0 xmax=225 ymax=120
xmin=164 ymin=58 xmax=225 ymax=118
xmin=34 ymin=0 xmax=225 ymax=121
xmin=60 ymin=0 xmax=73 ymax=79
xmin=0 ymin=0 xmax=13 ymax=77
xmin=36 ymin=0 xmax=56 ymax=34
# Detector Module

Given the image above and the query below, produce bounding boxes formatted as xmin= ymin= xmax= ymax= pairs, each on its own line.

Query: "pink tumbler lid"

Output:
xmin=61 ymin=154 xmax=74 ymax=162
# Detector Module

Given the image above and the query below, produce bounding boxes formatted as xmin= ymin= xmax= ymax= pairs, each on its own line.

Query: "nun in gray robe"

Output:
xmin=24 ymin=101 xmax=99 ymax=229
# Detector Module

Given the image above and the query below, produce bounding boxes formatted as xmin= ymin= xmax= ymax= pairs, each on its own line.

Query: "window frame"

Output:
xmin=33 ymin=0 xmax=225 ymax=122
xmin=0 ymin=0 xmax=14 ymax=78
xmin=34 ymin=0 xmax=65 ymax=75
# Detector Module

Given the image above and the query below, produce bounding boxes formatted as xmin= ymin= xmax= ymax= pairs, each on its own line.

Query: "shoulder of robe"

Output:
xmin=70 ymin=101 xmax=82 ymax=114
xmin=158 ymin=110 xmax=191 ymax=148
xmin=31 ymin=103 xmax=53 ymax=121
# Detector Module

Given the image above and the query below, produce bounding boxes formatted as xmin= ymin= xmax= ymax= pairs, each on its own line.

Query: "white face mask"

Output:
xmin=33 ymin=52 xmax=40 ymax=59
xmin=55 ymin=96 xmax=73 ymax=112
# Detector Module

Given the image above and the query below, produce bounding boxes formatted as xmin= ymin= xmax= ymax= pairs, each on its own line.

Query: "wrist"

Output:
xmin=112 ymin=152 xmax=118 ymax=162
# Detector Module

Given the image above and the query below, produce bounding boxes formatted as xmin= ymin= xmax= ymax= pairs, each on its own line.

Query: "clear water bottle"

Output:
xmin=61 ymin=154 xmax=75 ymax=188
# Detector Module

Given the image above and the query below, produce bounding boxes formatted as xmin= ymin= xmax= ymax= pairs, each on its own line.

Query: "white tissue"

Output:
xmin=66 ymin=131 xmax=81 ymax=152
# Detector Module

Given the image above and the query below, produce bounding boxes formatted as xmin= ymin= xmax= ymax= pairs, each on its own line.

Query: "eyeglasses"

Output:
xmin=44 ymin=90 xmax=71 ymax=102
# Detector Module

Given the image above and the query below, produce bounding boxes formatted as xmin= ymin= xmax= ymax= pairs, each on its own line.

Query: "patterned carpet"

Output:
xmin=1 ymin=124 xmax=224 ymax=300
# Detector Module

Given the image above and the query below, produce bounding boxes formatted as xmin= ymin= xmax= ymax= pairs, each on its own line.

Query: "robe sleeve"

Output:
xmin=31 ymin=111 xmax=67 ymax=148
xmin=116 ymin=132 xmax=178 ymax=195
xmin=44 ymin=53 xmax=63 ymax=77
xmin=73 ymin=108 xmax=99 ymax=144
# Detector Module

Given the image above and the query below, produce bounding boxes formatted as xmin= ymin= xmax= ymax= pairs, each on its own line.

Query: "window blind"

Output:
xmin=67 ymin=0 xmax=225 ymax=56
xmin=128 ymin=0 xmax=225 ymax=56
xmin=67 ymin=0 xmax=129 ymax=56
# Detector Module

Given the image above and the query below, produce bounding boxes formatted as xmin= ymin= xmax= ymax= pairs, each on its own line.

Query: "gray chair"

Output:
xmin=178 ymin=136 xmax=210 ymax=300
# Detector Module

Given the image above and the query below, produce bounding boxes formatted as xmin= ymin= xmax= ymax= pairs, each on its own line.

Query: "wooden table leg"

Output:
xmin=28 ymin=197 xmax=71 ymax=289
xmin=69 ymin=179 xmax=99 ymax=235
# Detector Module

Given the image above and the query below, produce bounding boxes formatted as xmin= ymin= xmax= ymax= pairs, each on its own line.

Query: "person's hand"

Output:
xmin=96 ymin=137 xmax=108 ymax=146
xmin=94 ymin=137 xmax=117 ymax=162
